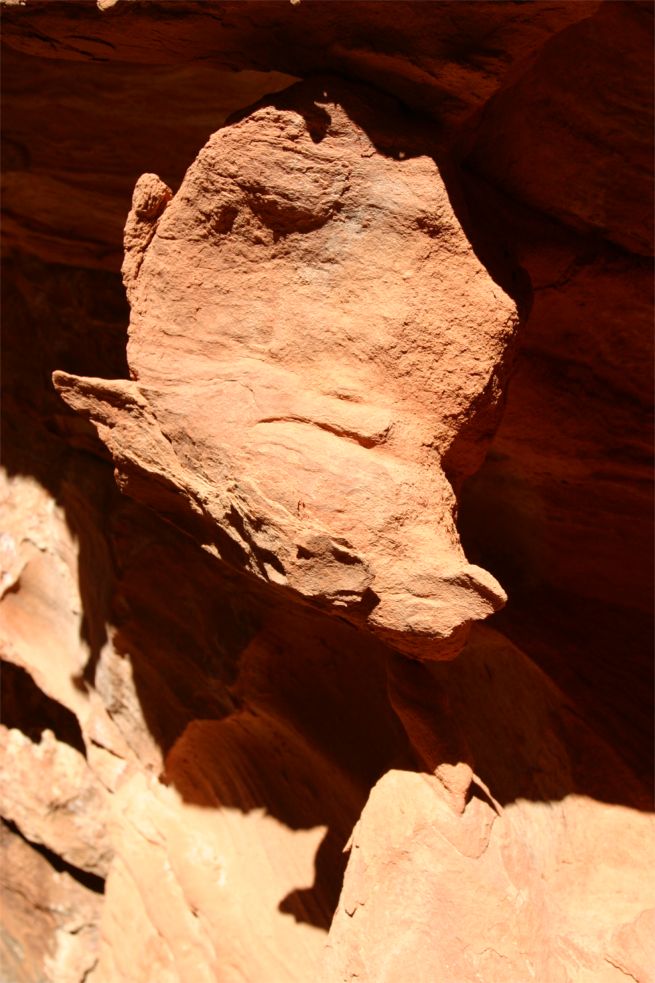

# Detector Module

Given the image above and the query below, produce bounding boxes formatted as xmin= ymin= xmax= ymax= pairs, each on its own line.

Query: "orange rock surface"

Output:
xmin=1 ymin=3 xmax=653 ymax=982
xmin=55 ymin=79 xmax=515 ymax=659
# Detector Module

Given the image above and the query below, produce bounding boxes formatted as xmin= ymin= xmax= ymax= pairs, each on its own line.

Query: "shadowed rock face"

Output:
xmin=1 ymin=3 xmax=653 ymax=983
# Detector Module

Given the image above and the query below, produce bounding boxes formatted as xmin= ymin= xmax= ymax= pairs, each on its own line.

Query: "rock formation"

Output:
xmin=1 ymin=3 xmax=653 ymax=982
xmin=54 ymin=78 xmax=515 ymax=659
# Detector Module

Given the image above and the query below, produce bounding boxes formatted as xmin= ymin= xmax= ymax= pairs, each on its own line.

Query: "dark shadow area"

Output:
xmin=155 ymin=595 xmax=413 ymax=929
xmin=0 ymin=661 xmax=86 ymax=757
xmin=453 ymin=175 xmax=654 ymax=796
xmin=278 ymin=831 xmax=346 ymax=929
xmin=487 ymin=588 xmax=654 ymax=799
xmin=463 ymin=627 xmax=653 ymax=812
xmin=389 ymin=631 xmax=653 ymax=815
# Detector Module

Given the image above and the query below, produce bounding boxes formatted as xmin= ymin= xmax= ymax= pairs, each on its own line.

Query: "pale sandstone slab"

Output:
xmin=91 ymin=767 xmax=329 ymax=983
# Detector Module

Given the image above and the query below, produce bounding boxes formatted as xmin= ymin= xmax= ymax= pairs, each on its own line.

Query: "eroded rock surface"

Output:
xmin=55 ymin=79 xmax=516 ymax=659
xmin=0 ymin=821 xmax=102 ymax=983
xmin=322 ymin=626 xmax=655 ymax=983
xmin=1 ymin=3 xmax=653 ymax=983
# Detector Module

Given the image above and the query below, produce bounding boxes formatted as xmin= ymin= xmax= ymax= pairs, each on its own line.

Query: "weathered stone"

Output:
xmin=55 ymin=79 xmax=516 ymax=660
xmin=0 ymin=821 xmax=102 ymax=983
xmin=321 ymin=626 xmax=655 ymax=983
xmin=1 ymin=3 xmax=652 ymax=981
xmin=0 ymin=726 xmax=112 ymax=877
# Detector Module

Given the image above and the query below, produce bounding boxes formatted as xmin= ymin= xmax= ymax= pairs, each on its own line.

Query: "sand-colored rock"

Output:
xmin=93 ymin=739 xmax=337 ymax=982
xmin=0 ymin=469 xmax=157 ymax=783
xmin=322 ymin=770 xmax=655 ymax=983
xmin=55 ymin=79 xmax=516 ymax=660
xmin=322 ymin=626 xmax=655 ymax=983
xmin=0 ymin=725 xmax=112 ymax=877
xmin=0 ymin=821 xmax=102 ymax=983
xmin=1 ymin=3 xmax=652 ymax=982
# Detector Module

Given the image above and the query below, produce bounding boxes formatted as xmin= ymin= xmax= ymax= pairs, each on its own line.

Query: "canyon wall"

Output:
xmin=1 ymin=3 xmax=653 ymax=982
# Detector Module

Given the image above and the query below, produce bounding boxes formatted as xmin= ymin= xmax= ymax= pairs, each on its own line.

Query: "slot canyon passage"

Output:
xmin=0 ymin=1 xmax=653 ymax=980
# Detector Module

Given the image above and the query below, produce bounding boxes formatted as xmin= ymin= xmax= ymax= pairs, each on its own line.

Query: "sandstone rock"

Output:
xmin=0 ymin=725 xmax=112 ymax=876
xmin=0 ymin=469 xmax=101 ymax=722
xmin=321 ymin=626 xmax=655 ymax=983
xmin=86 ymin=554 xmax=408 ymax=983
xmin=122 ymin=173 xmax=172 ymax=289
xmin=322 ymin=769 xmax=655 ymax=983
xmin=0 ymin=468 xmax=154 ymax=782
xmin=92 ymin=730 xmax=344 ymax=983
xmin=1 ymin=4 xmax=652 ymax=983
xmin=0 ymin=820 xmax=102 ymax=983
xmin=55 ymin=78 xmax=516 ymax=660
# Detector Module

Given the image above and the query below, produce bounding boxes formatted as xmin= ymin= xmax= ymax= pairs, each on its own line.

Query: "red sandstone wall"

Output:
xmin=1 ymin=3 xmax=653 ymax=981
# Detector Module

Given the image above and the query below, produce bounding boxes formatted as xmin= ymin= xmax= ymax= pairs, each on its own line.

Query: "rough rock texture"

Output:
xmin=54 ymin=79 xmax=516 ymax=659
xmin=322 ymin=626 xmax=655 ymax=983
xmin=0 ymin=821 xmax=103 ymax=983
xmin=0 ymin=725 xmax=112 ymax=877
xmin=1 ymin=3 xmax=653 ymax=983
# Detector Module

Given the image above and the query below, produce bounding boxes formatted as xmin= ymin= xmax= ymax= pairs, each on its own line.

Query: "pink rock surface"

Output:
xmin=1 ymin=4 xmax=653 ymax=982
xmin=0 ymin=725 xmax=112 ymax=877
xmin=55 ymin=79 xmax=516 ymax=660
xmin=0 ymin=822 xmax=102 ymax=983
xmin=321 ymin=626 xmax=655 ymax=983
